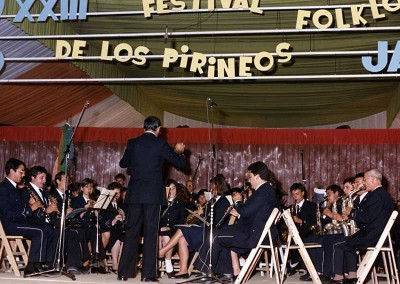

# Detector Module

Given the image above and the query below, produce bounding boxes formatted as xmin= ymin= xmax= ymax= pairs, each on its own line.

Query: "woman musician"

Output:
xmin=71 ymin=178 xmax=108 ymax=273
xmin=100 ymin=182 xmax=127 ymax=273
xmin=159 ymin=179 xmax=190 ymax=277
xmin=159 ymin=175 xmax=231 ymax=279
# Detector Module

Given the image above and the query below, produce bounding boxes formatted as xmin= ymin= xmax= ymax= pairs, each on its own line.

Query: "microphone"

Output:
xmin=84 ymin=100 xmax=90 ymax=108
xmin=164 ymin=25 xmax=168 ymax=44
xmin=208 ymin=97 xmax=218 ymax=107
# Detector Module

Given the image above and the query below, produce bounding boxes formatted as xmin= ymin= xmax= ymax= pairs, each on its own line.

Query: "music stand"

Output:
xmin=91 ymin=187 xmax=116 ymax=269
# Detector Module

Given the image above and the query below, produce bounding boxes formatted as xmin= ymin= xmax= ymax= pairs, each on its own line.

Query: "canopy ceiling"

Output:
xmin=1 ymin=0 xmax=400 ymax=128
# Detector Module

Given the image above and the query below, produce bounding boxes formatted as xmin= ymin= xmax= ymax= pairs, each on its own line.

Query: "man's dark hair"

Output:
xmin=29 ymin=166 xmax=48 ymax=179
xmin=114 ymin=173 xmax=126 ymax=181
xmin=55 ymin=171 xmax=65 ymax=183
xmin=107 ymin=181 xmax=123 ymax=190
xmin=355 ymin=172 xmax=365 ymax=179
xmin=290 ymin=182 xmax=306 ymax=193
xmin=144 ymin=116 xmax=161 ymax=131
xmin=230 ymin=187 xmax=243 ymax=195
xmin=197 ymin=189 xmax=206 ymax=197
xmin=326 ymin=184 xmax=344 ymax=196
xmin=247 ymin=161 xmax=269 ymax=181
xmin=343 ymin=177 xmax=355 ymax=185
xmin=5 ymin=158 xmax=25 ymax=175
xmin=81 ymin=178 xmax=94 ymax=188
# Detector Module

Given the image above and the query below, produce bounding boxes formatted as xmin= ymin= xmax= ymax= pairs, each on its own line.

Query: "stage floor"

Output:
xmin=0 ymin=271 xmax=330 ymax=284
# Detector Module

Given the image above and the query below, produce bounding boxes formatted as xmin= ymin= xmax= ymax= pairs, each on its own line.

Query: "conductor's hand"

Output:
xmin=174 ymin=142 xmax=185 ymax=154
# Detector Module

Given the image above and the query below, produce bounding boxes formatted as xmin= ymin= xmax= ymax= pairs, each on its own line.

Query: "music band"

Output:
xmin=0 ymin=115 xmax=398 ymax=284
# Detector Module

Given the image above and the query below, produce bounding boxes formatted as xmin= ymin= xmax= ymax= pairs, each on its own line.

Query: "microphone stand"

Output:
xmin=59 ymin=101 xmax=89 ymax=279
xmin=25 ymin=102 xmax=89 ymax=279
xmin=177 ymin=99 xmax=222 ymax=284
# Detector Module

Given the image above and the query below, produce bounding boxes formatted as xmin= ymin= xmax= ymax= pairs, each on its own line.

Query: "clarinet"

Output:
xmin=215 ymin=203 xmax=235 ymax=229
xmin=24 ymin=182 xmax=54 ymax=226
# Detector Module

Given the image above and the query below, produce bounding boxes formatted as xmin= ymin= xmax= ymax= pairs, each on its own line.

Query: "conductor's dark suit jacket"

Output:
xmin=120 ymin=132 xmax=186 ymax=205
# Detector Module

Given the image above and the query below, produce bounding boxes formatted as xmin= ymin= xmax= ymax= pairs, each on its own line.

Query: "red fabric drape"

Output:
xmin=1 ymin=126 xmax=400 ymax=145
xmin=1 ymin=127 xmax=399 ymax=205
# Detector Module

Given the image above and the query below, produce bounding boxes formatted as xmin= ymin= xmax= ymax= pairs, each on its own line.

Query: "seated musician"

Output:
xmin=101 ymin=182 xmax=126 ymax=273
xmin=321 ymin=184 xmax=344 ymax=234
xmin=158 ymin=189 xmax=208 ymax=278
xmin=71 ymin=178 xmax=108 ymax=273
xmin=286 ymin=183 xmax=317 ymax=278
xmin=49 ymin=171 xmax=90 ymax=274
xmin=301 ymin=183 xmax=346 ymax=281
xmin=330 ymin=169 xmax=393 ymax=284
xmin=210 ymin=162 xmax=279 ymax=283
xmin=0 ymin=159 xmax=58 ymax=276
xmin=159 ymin=179 xmax=189 ymax=278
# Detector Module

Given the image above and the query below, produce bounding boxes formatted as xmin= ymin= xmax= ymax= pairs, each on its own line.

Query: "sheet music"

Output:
xmin=94 ymin=187 xmax=116 ymax=209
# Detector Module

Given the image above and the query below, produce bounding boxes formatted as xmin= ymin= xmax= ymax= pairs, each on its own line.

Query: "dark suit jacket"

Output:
xmin=120 ymin=132 xmax=186 ymax=205
xmin=349 ymin=186 xmax=393 ymax=249
xmin=0 ymin=178 xmax=33 ymax=226
xmin=233 ymin=182 xmax=279 ymax=249
xmin=295 ymin=199 xmax=317 ymax=237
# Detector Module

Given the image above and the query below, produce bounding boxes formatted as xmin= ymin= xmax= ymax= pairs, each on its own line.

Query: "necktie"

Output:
xmin=39 ymin=188 xmax=47 ymax=206
xmin=296 ymin=205 xmax=300 ymax=215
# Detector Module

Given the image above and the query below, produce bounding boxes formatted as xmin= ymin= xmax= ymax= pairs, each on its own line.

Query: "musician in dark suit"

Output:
xmin=211 ymin=161 xmax=280 ymax=282
xmin=194 ymin=175 xmax=231 ymax=275
xmin=117 ymin=116 xmax=186 ymax=282
xmin=0 ymin=158 xmax=57 ymax=276
xmin=71 ymin=178 xmax=108 ymax=273
xmin=331 ymin=169 xmax=393 ymax=284
xmin=49 ymin=171 xmax=90 ymax=274
xmin=287 ymin=183 xmax=317 ymax=277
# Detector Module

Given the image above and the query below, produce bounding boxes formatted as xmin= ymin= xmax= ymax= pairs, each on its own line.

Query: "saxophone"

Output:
xmin=345 ymin=185 xmax=365 ymax=235
xmin=310 ymin=202 xmax=324 ymax=235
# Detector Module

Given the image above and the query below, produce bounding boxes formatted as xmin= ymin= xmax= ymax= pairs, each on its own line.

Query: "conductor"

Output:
xmin=117 ymin=116 xmax=186 ymax=282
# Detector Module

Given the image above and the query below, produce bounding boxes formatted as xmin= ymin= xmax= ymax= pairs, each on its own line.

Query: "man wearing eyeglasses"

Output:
xmin=330 ymin=169 xmax=393 ymax=284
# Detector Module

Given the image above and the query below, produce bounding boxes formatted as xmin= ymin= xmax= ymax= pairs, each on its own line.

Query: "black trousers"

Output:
xmin=65 ymin=229 xmax=84 ymax=268
xmin=118 ymin=204 xmax=160 ymax=278
xmin=332 ymin=237 xmax=358 ymax=276
xmin=4 ymin=222 xmax=58 ymax=263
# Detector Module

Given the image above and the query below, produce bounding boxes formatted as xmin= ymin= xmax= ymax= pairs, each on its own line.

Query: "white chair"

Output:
xmin=235 ymin=208 xmax=281 ymax=284
xmin=357 ymin=210 xmax=399 ymax=284
xmin=280 ymin=209 xmax=322 ymax=284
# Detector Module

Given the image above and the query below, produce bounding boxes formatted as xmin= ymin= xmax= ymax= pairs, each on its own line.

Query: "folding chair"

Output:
xmin=357 ymin=210 xmax=399 ymax=284
xmin=0 ymin=220 xmax=30 ymax=276
xmin=235 ymin=208 xmax=281 ymax=284
xmin=281 ymin=209 xmax=322 ymax=284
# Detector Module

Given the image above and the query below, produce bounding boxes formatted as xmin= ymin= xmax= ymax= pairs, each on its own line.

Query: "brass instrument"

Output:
xmin=186 ymin=204 xmax=205 ymax=224
xmin=343 ymin=185 xmax=364 ymax=236
xmin=323 ymin=198 xmax=345 ymax=235
xmin=310 ymin=202 xmax=323 ymax=235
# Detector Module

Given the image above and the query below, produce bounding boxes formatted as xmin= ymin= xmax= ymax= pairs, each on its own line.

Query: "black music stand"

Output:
xmin=90 ymin=188 xmax=116 ymax=271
